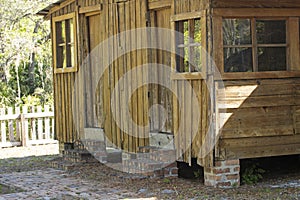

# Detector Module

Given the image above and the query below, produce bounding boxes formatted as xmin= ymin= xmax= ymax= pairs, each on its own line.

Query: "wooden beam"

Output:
xmin=213 ymin=8 xmax=300 ymax=17
xmin=148 ymin=0 xmax=171 ymax=10
xmin=171 ymin=11 xmax=204 ymax=22
xmin=215 ymin=71 xmax=300 ymax=81
xmin=79 ymin=4 xmax=102 ymax=14
xmin=288 ymin=17 xmax=300 ymax=71
xmin=48 ymin=0 xmax=76 ymax=15
xmin=171 ymin=72 xmax=205 ymax=80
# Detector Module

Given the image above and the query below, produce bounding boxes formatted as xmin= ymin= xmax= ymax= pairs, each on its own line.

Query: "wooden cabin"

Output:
xmin=39 ymin=0 xmax=300 ymax=187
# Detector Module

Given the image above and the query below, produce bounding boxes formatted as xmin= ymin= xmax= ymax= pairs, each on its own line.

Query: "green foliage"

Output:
xmin=242 ymin=162 xmax=266 ymax=185
xmin=163 ymin=178 xmax=171 ymax=184
xmin=0 ymin=0 xmax=55 ymax=107
xmin=193 ymin=170 xmax=202 ymax=179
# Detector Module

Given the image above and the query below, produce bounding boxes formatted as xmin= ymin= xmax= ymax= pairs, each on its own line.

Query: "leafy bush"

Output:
xmin=242 ymin=162 xmax=265 ymax=185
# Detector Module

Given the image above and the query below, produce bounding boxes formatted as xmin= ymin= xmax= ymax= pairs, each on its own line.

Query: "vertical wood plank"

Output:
xmin=7 ymin=107 xmax=14 ymax=142
xmin=114 ymin=3 xmax=121 ymax=148
xmin=111 ymin=2 xmax=118 ymax=146
xmin=103 ymin=1 xmax=112 ymax=147
xmin=212 ymin=16 xmax=224 ymax=73
xmin=118 ymin=2 xmax=127 ymax=150
xmin=191 ymin=81 xmax=202 ymax=159
xmin=23 ymin=106 xmax=29 ymax=145
xmin=123 ymin=0 xmax=131 ymax=151
xmin=288 ymin=17 xmax=300 ymax=71
xmin=45 ymin=105 xmax=51 ymax=140
xmin=136 ymin=0 xmax=145 ymax=147
xmin=31 ymin=106 xmax=37 ymax=141
xmin=37 ymin=106 xmax=43 ymax=140
xmin=15 ymin=107 xmax=21 ymax=142
xmin=131 ymin=0 xmax=138 ymax=151
xmin=180 ymin=81 xmax=186 ymax=161
xmin=51 ymin=105 xmax=55 ymax=139
xmin=141 ymin=0 xmax=149 ymax=146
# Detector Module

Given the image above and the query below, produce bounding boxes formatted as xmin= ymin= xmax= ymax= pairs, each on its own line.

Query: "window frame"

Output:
xmin=171 ymin=11 xmax=207 ymax=80
xmin=52 ymin=12 xmax=78 ymax=74
xmin=213 ymin=8 xmax=300 ymax=80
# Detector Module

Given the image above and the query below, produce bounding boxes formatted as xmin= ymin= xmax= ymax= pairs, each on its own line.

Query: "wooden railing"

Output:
xmin=0 ymin=105 xmax=56 ymax=148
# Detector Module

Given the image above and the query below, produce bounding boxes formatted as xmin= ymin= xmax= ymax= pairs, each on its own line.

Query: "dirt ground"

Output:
xmin=0 ymin=145 xmax=299 ymax=199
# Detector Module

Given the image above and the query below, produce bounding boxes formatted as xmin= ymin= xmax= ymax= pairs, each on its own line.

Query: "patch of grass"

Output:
xmin=193 ymin=170 xmax=202 ymax=179
xmin=162 ymin=178 xmax=171 ymax=184
xmin=0 ymin=184 xmax=24 ymax=194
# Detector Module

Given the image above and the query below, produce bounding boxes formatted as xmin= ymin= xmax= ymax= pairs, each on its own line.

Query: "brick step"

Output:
xmin=51 ymin=159 xmax=77 ymax=171
xmin=123 ymin=158 xmax=178 ymax=178
xmin=81 ymin=140 xmax=106 ymax=152
xmin=73 ymin=140 xmax=85 ymax=151
xmin=106 ymin=148 xmax=122 ymax=163
xmin=137 ymin=146 xmax=176 ymax=163
xmin=138 ymin=146 xmax=160 ymax=153
xmin=65 ymin=140 xmax=108 ymax=164
xmin=62 ymin=149 xmax=99 ymax=163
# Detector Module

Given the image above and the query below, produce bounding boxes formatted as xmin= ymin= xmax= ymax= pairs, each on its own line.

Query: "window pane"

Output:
xmin=55 ymin=21 xmax=65 ymax=44
xmin=256 ymin=20 xmax=286 ymax=44
xmin=184 ymin=20 xmax=189 ymax=45
xmin=69 ymin=45 xmax=74 ymax=68
xmin=192 ymin=46 xmax=202 ymax=71
xmin=175 ymin=21 xmax=185 ymax=72
xmin=55 ymin=21 xmax=65 ymax=68
xmin=61 ymin=21 xmax=66 ymax=43
xmin=56 ymin=46 xmax=66 ymax=68
xmin=56 ymin=47 xmax=64 ymax=68
xmin=258 ymin=47 xmax=286 ymax=71
xmin=224 ymin=48 xmax=253 ymax=72
xmin=69 ymin=19 xmax=74 ymax=44
xmin=66 ymin=19 xmax=74 ymax=68
xmin=194 ymin=19 xmax=201 ymax=43
xmin=184 ymin=47 xmax=189 ymax=72
xmin=223 ymin=19 xmax=251 ymax=45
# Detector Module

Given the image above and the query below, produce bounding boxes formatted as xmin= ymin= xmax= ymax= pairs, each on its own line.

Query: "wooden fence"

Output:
xmin=0 ymin=105 xmax=56 ymax=148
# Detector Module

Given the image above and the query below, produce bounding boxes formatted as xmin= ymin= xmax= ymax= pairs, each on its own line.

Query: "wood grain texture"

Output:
xmin=217 ymin=78 xmax=300 ymax=159
xmin=212 ymin=0 xmax=300 ymax=8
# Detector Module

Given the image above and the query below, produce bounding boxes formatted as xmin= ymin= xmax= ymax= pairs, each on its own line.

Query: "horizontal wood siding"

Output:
xmin=217 ymin=78 xmax=300 ymax=160
xmin=212 ymin=0 xmax=300 ymax=8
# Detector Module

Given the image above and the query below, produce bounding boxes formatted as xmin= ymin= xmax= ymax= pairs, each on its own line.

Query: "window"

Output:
xmin=52 ymin=13 xmax=77 ymax=73
xmin=223 ymin=18 xmax=287 ymax=73
xmin=176 ymin=18 xmax=202 ymax=73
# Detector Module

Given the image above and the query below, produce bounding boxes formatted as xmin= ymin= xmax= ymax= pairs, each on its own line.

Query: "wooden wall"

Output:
xmin=148 ymin=5 xmax=173 ymax=133
xmin=216 ymin=78 xmax=300 ymax=160
xmin=174 ymin=0 xmax=209 ymax=13
xmin=211 ymin=0 xmax=300 ymax=161
xmin=49 ymin=0 xmax=300 ymax=167
xmin=171 ymin=0 xmax=213 ymax=167
xmin=76 ymin=0 xmax=149 ymax=152
xmin=51 ymin=0 xmax=77 ymax=143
